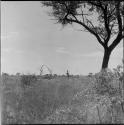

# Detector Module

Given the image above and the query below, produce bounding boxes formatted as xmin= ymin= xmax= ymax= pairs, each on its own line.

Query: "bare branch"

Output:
xmin=116 ymin=2 xmax=122 ymax=33
xmin=81 ymin=7 xmax=85 ymax=23
xmin=122 ymin=26 xmax=124 ymax=31
xmin=65 ymin=17 xmax=105 ymax=47
xmin=110 ymin=21 xmax=116 ymax=31
xmin=86 ymin=19 xmax=95 ymax=29
xmin=71 ymin=13 xmax=78 ymax=21
xmin=88 ymin=1 xmax=104 ymax=10
xmin=75 ymin=13 xmax=92 ymax=16
xmin=109 ymin=2 xmax=123 ymax=50
xmin=99 ymin=33 xmax=106 ymax=41
xmin=108 ymin=7 xmax=116 ymax=19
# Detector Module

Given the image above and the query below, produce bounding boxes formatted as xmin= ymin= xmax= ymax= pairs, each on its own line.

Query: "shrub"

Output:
xmin=42 ymin=74 xmax=52 ymax=79
xmin=88 ymin=73 xmax=93 ymax=77
xmin=93 ymin=62 xmax=124 ymax=123
xmin=21 ymin=74 xmax=37 ymax=87
xmin=94 ymin=69 xmax=117 ymax=95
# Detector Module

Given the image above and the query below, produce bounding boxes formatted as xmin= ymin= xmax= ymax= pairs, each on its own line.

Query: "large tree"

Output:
xmin=42 ymin=1 xmax=124 ymax=69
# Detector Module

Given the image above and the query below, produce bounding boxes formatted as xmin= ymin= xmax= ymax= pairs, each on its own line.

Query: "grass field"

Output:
xmin=1 ymin=66 xmax=124 ymax=124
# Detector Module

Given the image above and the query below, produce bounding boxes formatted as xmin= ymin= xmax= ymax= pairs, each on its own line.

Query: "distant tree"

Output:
xmin=53 ymin=74 xmax=57 ymax=77
xmin=16 ymin=72 xmax=20 ymax=76
xmin=40 ymin=65 xmax=44 ymax=76
xmin=21 ymin=74 xmax=37 ymax=87
xmin=42 ymin=1 xmax=124 ymax=69
xmin=88 ymin=72 xmax=93 ymax=77
xmin=40 ymin=64 xmax=53 ymax=76
xmin=66 ymin=70 xmax=70 ymax=79
xmin=2 ymin=72 xmax=9 ymax=76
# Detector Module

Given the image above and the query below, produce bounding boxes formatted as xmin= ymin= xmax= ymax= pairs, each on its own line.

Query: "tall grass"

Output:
xmin=2 ymin=61 xmax=124 ymax=124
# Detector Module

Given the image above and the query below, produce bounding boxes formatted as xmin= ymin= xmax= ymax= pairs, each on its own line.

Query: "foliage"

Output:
xmin=42 ymin=1 xmax=123 ymax=45
xmin=42 ymin=1 xmax=124 ymax=69
xmin=21 ymin=74 xmax=37 ymax=87
xmin=43 ymin=62 xmax=124 ymax=124
xmin=94 ymin=69 xmax=117 ymax=95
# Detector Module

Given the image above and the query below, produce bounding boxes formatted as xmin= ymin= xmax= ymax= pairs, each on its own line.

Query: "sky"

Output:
xmin=1 ymin=1 xmax=123 ymax=75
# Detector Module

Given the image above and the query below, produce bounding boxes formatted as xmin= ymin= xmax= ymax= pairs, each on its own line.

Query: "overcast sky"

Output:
xmin=1 ymin=1 xmax=123 ymax=75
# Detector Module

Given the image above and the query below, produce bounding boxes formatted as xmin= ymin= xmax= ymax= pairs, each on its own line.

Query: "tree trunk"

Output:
xmin=102 ymin=48 xmax=112 ymax=69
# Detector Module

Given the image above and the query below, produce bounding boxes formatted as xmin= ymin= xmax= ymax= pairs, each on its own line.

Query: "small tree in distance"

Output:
xmin=66 ymin=70 xmax=70 ymax=79
xmin=39 ymin=64 xmax=53 ymax=79
xmin=42 ymin=1 xmax=124 ymax=70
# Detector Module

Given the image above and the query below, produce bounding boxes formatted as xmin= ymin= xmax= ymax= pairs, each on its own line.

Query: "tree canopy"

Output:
xmin=42 ymin=1 xmax=124 ymax=69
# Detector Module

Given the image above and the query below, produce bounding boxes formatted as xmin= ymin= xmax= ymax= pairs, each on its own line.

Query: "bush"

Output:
xmin=94 ymin=69 xmax=117 ymax=95
xmin=42 ymin=74 xmax=52 ymax=79
xmin=21 ymin=74 xmax=37 ymax=87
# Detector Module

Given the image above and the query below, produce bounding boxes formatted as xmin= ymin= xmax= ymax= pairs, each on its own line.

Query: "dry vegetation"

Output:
xmin=1 ymin=62 xmax=124 ymax=124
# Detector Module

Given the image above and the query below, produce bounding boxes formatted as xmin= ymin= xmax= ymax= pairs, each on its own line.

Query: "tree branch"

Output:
xmin=88 ymin=1 xmax=111 ymax=46
xmin=116 ymin=2 xmax=122 ymax=33
xmin=75 ymin=13 xmax=92 ymax=16
xmin=88 ymin=1 xmax=104 ymax=10
xmin=65 ymin=17 xmax=105 ymax=47
xmin=109 ymin=2 xmax=123 ymax=50
xmin=81 ymin=7 xmax=85 ymax=23
xmin=86 ymin=19 xmax=95 ymax=29
xmin=102 ymin=4 xmax=111 ymax=45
